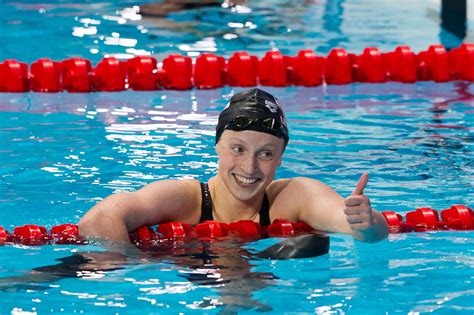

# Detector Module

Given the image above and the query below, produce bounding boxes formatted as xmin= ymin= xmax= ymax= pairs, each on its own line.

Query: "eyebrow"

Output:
xmin=227 ymin=138 xmax=280 ymax=150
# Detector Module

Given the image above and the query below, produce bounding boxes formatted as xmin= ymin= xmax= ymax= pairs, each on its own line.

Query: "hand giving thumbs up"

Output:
xmin=344 ymin=173 xmax=374 ymax=232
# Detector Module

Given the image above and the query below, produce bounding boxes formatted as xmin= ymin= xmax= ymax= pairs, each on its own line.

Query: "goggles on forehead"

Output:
xmin=225 ymin=116 xmax=288 ymax=141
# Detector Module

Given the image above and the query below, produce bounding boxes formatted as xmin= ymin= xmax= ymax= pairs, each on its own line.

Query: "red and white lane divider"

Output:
xmin=0 ymin=43 xmax=472 ymax=92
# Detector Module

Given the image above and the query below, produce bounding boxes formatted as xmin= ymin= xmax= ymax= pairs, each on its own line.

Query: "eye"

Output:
xmin=231 ymin=145 xmax=244 ymax=154
xmin=258 ymin=150 xmax=274 ymax=161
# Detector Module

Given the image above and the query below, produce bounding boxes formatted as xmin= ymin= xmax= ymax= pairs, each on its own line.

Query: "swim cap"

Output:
xmin=215 ymin=88 xmax=289 ymax=146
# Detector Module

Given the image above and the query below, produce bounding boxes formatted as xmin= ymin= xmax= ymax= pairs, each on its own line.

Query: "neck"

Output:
xmin=209 ymin=175 xmax=264 ymax=223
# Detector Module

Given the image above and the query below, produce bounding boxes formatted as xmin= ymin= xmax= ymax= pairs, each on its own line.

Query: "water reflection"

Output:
xmin=0 ymin=234 xmax=328 ymax=313
xmin=412 ymin=81 xmax=473 ymax=196
xmin=0 ymin=244 xmax=269 ymax=311
xmin=3 ymin=0 xmax=468 ymax=64
xmin=0 ymin=231 xmax=473 ymax=313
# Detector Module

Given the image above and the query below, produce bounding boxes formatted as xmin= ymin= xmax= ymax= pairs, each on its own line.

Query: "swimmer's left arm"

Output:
xmin=291 ymin=174 xmax=388 ymax=243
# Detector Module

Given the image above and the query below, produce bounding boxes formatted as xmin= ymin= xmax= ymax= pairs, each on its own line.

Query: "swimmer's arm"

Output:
xmin=286 ymin=177 xmax=388 ymax=243
xmin=79 ymin=179 xmax=199 ymax=242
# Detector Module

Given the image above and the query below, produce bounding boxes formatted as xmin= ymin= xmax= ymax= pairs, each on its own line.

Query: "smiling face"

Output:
xmin=215 ymin=130 xmax=285 ymax=204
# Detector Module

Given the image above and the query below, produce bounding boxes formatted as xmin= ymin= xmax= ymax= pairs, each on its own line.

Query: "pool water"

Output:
xmin=1 ymin=0 xmax=474 ymax=314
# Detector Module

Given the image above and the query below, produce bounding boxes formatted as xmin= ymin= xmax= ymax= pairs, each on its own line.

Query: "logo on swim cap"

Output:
xmin=264 ymin=99 xmax=278 ymax=113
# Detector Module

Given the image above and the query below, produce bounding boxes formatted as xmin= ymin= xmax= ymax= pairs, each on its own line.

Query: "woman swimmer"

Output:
xmin=79 ymin=88 xmax=389 ymax=243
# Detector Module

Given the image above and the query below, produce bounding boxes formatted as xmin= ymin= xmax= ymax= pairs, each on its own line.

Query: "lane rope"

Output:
xmin=382 ymin=204 xmax=473 ymax=233
xmin=0 ymin=219 xmax=314 ymax=247
xmin=0 ymin=204 xmax=472 ymax=247
xmin=0 ymin=44 xmax=472 ymax=92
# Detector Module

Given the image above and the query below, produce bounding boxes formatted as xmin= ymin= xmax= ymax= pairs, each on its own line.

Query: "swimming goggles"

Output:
xmin=225 ymin=116 xmax=288 ymax=140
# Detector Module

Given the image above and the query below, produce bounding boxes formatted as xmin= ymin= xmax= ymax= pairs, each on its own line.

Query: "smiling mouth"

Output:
xmin=233 ymin=174 xmax=260 ymax=185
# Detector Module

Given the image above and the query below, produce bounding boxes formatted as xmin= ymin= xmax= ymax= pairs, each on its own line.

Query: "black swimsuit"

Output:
xmin=199 ymin=182 xmax=271 ymax=226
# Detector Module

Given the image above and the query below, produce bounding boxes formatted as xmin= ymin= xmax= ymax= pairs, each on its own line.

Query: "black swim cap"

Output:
xmin=216 ymin=88 xmax=289 ymax=146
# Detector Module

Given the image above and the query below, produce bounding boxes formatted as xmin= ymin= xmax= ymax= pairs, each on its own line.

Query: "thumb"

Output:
xmin=351 ymin=173 xmax=368 ymax=196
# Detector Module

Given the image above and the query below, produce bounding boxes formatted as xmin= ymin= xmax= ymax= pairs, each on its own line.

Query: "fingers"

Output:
xmin=344 ymin=200 xmax=371 ymax=220
xmin=345 ymin=195 xmax=368 ymax=207
xmin=344 ymin=204 xmax=371 ymax=215
xmin=345 ymin=213 xmax=369 ymax=224
xmin=345 ymin=204 xmax=373 ymax=230
xmin=347 ymin=222 xmax=372 ymax=231
xmin=351 ymin=173 xmax=368 ymax=196
xmin=345 ymin=189 xmax=371 ymax=216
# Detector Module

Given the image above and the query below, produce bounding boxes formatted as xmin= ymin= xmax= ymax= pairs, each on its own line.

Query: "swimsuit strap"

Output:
xmin=199 ymin=182 xmax=271 ymax=226
xmin=200 ymin=182 xmax=214 ymax=222
xmin=259 ymin=193 xmax=271 ymax=226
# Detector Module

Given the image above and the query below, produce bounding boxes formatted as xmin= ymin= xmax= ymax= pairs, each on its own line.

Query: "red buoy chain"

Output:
xmin=382 ymin=204 xmax=473 ymax=233
xmin=0 ymin=204 xmax=472 ymax=247
xmin=0 ymin=219 xmax=313 ymax=247
xmin=0 ymin=44 xmax=472 ymax=92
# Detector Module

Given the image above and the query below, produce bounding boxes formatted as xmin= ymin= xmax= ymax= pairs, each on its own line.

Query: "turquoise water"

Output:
xmin=2 ymin=0 xmax=471 ymax=63
xmin=1 ymin=1 xmax=474 ymax=314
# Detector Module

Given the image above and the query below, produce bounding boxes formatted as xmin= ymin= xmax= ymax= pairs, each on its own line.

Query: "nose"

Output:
xmin=240 ymin=153 xmax=258 ymax=175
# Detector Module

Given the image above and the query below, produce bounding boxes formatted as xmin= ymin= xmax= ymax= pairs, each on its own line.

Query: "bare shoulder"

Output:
xmin=138 ymin=178 xmax=201 ymax=196
xmin=267 ymin=177 xmax=332 ymax=197
xmin=267 ymin=177 xmax=344 ymax=222
xmin=133 ymin=178 xmax=203 ymax=223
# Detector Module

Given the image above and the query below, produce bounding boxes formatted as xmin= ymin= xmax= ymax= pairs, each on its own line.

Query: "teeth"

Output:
xmin=234 ymin=174 xmax=258 ymax=184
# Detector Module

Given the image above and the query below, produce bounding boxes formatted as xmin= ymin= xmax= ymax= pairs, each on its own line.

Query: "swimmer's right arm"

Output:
xmin=78 ymin=179 xmax=199 ymax=243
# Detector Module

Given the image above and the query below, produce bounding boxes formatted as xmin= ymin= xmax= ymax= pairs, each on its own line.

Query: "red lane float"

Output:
xmin=1 ymin=204 xmax=471 ymax=246
xmin=0 ymin=60 xmax=29 ymax=92
xmin=354 ymin=47 xmax=386 ymax=83
xmin=62 ymin=58 xmax=93 ymax=92
xmin=13 ymin=224 xmax=51 ymax=245
xmin=324 ymin=48 xmax=353 ymax=84
xmin=449 ymin=43 xmax=474 ymax=81
xmin=227 ymin=51 xmax=258 ymax=86
xmin=0 ymin=219 xmax=315 ymax=247
xmin=161 ymin=54 xmax=193 ymax=90
xmin=0 ymin=43 xmax=472 ymax=92
xmin=126 ymin=56 xmax=159 ymax=90
xmin=417 ymin=45 xmax=451 ymax=82
xmin=30 ymin=58 xmax=62 ymax=92
xmin=194 ymin=53 xmax=226 ymax=89
xmin=383 ymin=46 xmax=417 ymax=83
xmin=382 ymin=204 xmax=473 ymax=233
